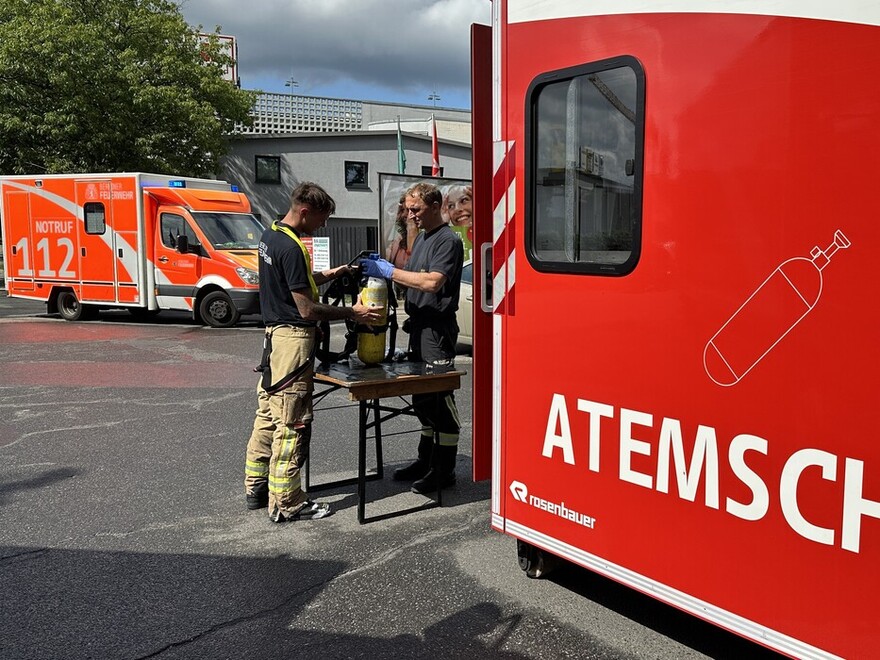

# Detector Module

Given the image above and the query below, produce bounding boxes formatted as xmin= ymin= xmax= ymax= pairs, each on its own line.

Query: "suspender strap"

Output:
xmin=271 ymin=221 xmax=320 ymax=302
xmin=253 ymin=330 xmax=316 ymax=395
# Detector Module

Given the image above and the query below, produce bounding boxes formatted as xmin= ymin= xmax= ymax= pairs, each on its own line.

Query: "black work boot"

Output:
xmin=393 ymin=435 xmax=434 ymax=481
xmin=246 ymin=483 xmax=269 ymax=510
xmin=411 ymin=445 xmax=457 ymax=494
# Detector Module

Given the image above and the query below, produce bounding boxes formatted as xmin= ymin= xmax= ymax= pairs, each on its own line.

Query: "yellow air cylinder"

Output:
xmin=357 ymin=276 xmax=388 ymax=365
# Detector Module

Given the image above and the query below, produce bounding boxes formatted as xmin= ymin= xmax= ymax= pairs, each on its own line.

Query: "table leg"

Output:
xmin=358 ymin=399 xmax=368 ymax=524
xmin=434 ymin=390 xmax=443 ymax=507
xmin=373 ymin=397 xmax=384 ymax=479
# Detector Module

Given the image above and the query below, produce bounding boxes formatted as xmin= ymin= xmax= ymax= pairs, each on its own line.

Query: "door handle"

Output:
xmin=479 ymin=242 xmax=493 ymax=313
xmin=158 ymin=256 xmax=169 ymax=263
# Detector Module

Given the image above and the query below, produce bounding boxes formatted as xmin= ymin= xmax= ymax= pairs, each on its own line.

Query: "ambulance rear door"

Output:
xmin=74 ymin=177 xmax=142 ymax=305
xmin=74 ymin=179 xmax=116 ymax=303
xmin=470 ymin=22 xmax=494 ymax=485
xmin=1 ymin=184 xmax=36 ymax=293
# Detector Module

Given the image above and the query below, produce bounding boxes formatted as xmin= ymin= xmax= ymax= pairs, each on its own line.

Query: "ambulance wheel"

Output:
xmin=517 ymin=540 xmax=556 ymax=579
xmin=57 ymin=290 xmax=97 ymax=322
xmin=199 ymin=291 xmax=240 ymax=328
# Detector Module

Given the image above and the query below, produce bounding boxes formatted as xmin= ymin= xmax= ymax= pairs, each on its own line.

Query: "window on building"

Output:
xmin=254 ymin=155 xmax=281 ymax=184
xmin=526 ymin=56 xmax=645 ymax=276
xmin=344 ymin=161 xmax=369 ymax=189
xmin=421 ymin=166 xmax=444 ymax=177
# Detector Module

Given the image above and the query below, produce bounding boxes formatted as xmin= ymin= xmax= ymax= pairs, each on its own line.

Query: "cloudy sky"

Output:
xmin=178 ymin=0 xmax=492 ymax=109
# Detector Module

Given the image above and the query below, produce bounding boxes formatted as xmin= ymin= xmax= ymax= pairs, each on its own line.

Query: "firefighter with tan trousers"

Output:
xmin=245 ymin=182 xmax=378 ymax=523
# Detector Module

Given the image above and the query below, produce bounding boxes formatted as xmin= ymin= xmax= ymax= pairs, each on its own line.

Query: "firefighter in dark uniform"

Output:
xmin=245 ymin=182 xmax=378 ymax=523
xmin=360 ymin=182 xmax=463 ymax=494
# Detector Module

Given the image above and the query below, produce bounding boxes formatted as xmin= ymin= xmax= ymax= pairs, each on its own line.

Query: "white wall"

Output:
xmin=220 ymin=131 xmax=472 ymax=222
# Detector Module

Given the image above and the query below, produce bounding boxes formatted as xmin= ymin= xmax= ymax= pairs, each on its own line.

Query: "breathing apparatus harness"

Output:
xmin=316 ymin=250 xmax=398 ymax=365
xmin=254 ymin=233 xmax=399 ymax=391
xmin=253 ymin=221 xmax=321 ymax=395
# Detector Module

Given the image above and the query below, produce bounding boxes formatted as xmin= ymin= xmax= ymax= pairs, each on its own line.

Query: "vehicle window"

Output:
xmin=191 ymin=212 xmax=265 ymax=249
xmin=461 ymin=261 xmax=473 ymax=285
xmin=160 ymin=213 xmax=198 ymax=249
xmin=84 ymin=202 xmax=106 ymax=235
xmin=526 ymin=56 xmax=644 ymax=275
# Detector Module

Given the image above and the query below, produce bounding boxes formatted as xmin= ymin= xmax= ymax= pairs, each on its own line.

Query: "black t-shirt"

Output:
xmin=258 ymin=226 xmax=315 ymax=327
xmin=404 ymin=224 xmax=463 ymax=319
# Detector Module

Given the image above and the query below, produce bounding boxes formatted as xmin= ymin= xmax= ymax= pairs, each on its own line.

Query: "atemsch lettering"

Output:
xmin=541 ymin=393 xmax=879 ymax=553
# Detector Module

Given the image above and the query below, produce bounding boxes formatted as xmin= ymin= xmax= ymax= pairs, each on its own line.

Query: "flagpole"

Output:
xmin=431 ymin=114 xmax=440 ymax=177
xmin=397 ymin=115 xmax=406 ymax=174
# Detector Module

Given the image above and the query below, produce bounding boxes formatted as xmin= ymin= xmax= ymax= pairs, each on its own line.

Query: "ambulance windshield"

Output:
xmin=191 ymin=212 xmax=267 ymax=250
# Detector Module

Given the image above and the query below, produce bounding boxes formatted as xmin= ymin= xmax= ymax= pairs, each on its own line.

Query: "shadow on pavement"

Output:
xmin=305 ymin=454 xmax=491 ymax=521
xmin=0 ymin=468 xmax=81 ymax=505
xmin=548 ymin=561 xmax=785 ymax=660
xmin=0 ymin=546 xmax=530 ymax=660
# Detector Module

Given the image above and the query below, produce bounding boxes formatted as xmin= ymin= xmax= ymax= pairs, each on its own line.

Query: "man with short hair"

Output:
xmin=245 ymin=182 xmax=379 ymax=523
xmin=360 ymin=182 xmax=463 ymax=493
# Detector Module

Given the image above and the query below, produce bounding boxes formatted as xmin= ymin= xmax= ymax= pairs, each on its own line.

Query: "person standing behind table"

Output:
xmin=245 ymin=182 xmax=379 ymax=523
xmin=386 ymin=193 xmax=421 ymax=299
xmin=360 ymin=182 xmax=463 ymax=494
xmin=443 ymin=183 xmax=474 ymax=262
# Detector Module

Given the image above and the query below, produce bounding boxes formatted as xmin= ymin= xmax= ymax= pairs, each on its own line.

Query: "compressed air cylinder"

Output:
xmin=357 ymin=276 xmax=388 ymax=365
xmin=703 ymin=230 xmax=850 ymax=386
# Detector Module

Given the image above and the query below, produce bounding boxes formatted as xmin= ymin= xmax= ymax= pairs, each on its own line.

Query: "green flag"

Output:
xmin=397 ymin=116 xmax=406 ymax=174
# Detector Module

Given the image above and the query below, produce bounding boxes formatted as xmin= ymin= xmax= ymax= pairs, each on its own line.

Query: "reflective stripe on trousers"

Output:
xmin=244 ymin=326 xmax=315 ymax=515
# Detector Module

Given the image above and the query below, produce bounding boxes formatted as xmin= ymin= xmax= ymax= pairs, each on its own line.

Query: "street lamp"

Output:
xmin=285 ymin=76 xmax=299 ymax=91
xmin=428 ymin=91 xmax=440 ymax=107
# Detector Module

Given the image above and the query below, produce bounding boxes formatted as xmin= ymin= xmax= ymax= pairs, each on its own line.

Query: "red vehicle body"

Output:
xmin=1 ymin=173 xmax=264 ymax=327
xmin=470 ymin=3 xmax=880 ymax=657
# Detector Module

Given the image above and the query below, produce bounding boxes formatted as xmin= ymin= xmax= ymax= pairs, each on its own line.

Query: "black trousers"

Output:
xmin=407 ymin=317 xmax=460 ymax=442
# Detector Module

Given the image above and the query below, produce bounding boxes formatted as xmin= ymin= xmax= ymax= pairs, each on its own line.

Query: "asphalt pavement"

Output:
xmin=0 ymin=294 xmax=782 ymax=660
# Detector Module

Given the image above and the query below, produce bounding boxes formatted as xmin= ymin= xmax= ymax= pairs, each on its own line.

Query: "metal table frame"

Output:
xmin=304 ymin=361 xmax=463 ymax=524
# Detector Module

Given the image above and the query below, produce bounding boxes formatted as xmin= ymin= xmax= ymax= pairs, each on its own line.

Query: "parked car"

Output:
xmin=457 ymin=261 xmax=473 ymax=349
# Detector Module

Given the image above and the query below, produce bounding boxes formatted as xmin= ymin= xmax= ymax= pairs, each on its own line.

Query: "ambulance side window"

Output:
xmin=160 ymin=213 xmax=198 ymax=249
xmin=84 ymin=203 xmax=106 ymax=235
xmin=525 ymin=56 xmax=645 ymax=275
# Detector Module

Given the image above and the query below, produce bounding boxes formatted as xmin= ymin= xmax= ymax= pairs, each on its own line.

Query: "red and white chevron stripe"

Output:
xmin=492 ymin=139 xmax=516 ymax=315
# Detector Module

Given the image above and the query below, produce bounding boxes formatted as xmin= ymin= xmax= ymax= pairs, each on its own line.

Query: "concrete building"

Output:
xmin=221 ymin=93 xmax=473 ymax=267
xmin=242 ymin=92 xmax=471 ymax=142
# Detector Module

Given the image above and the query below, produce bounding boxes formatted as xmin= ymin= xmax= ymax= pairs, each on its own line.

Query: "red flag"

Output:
xmin=431 ymin=114 xmax=440 ymax=176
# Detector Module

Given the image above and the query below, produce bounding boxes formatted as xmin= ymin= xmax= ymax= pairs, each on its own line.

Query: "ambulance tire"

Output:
xmin=56 ymin=290 xmax=98 ymax=322
xmin=516 ymin=540 xmax=557 ymax=579
xmin=199 ymin=291 xmax=240 ymax=328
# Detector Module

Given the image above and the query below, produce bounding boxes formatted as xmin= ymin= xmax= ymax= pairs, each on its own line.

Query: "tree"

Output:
xmin=0 ymin=0 xmax=258 ymax=177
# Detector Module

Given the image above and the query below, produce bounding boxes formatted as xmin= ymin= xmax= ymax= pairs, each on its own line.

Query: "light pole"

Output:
xmin=285 ymin=76 xmax=299 ymax=92
xmin=428 ymin=91 xmax=440 ymax=107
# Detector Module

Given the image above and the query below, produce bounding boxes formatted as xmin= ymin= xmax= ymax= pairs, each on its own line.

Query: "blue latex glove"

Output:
xmin=359 ymin=257 xmax=395 ymax=279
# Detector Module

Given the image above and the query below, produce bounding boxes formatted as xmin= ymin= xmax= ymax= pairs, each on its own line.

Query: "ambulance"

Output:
xmin=470 ymin=2 xmax=880 ymax=657
xmin=0 ymin=172 xmax=264 ymax=327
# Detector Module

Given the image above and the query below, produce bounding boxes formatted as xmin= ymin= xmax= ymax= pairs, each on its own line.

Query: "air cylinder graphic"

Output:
xmin=703 ymin=230 xmax=850 ymax=386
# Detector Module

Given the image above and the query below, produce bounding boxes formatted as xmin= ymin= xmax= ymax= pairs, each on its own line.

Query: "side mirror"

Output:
xmin=176 ymin=234 xmax=189 ymax=254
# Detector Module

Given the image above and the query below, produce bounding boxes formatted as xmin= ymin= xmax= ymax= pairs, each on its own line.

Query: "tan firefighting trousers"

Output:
xmin=244 ymin=326 xmax=315 ymax=516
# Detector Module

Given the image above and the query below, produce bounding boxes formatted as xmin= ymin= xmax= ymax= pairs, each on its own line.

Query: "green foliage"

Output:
xmin=0 ymin=0 xmax=258 ymax=176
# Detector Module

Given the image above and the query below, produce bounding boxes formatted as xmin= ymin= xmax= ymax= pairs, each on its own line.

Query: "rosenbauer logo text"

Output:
xmin=510 ymin=480 xmax=596 ymax=529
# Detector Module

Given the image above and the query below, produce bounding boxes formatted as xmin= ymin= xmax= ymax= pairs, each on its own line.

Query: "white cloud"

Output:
xmin=177 ymin=0 xmax=491 ymax=107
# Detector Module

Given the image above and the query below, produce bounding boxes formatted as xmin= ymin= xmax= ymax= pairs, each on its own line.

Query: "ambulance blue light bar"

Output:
xmin=231 ymin=185 xmax=239 ymax=192
xmin=168 ymin=180 xmax=186 ymax=188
